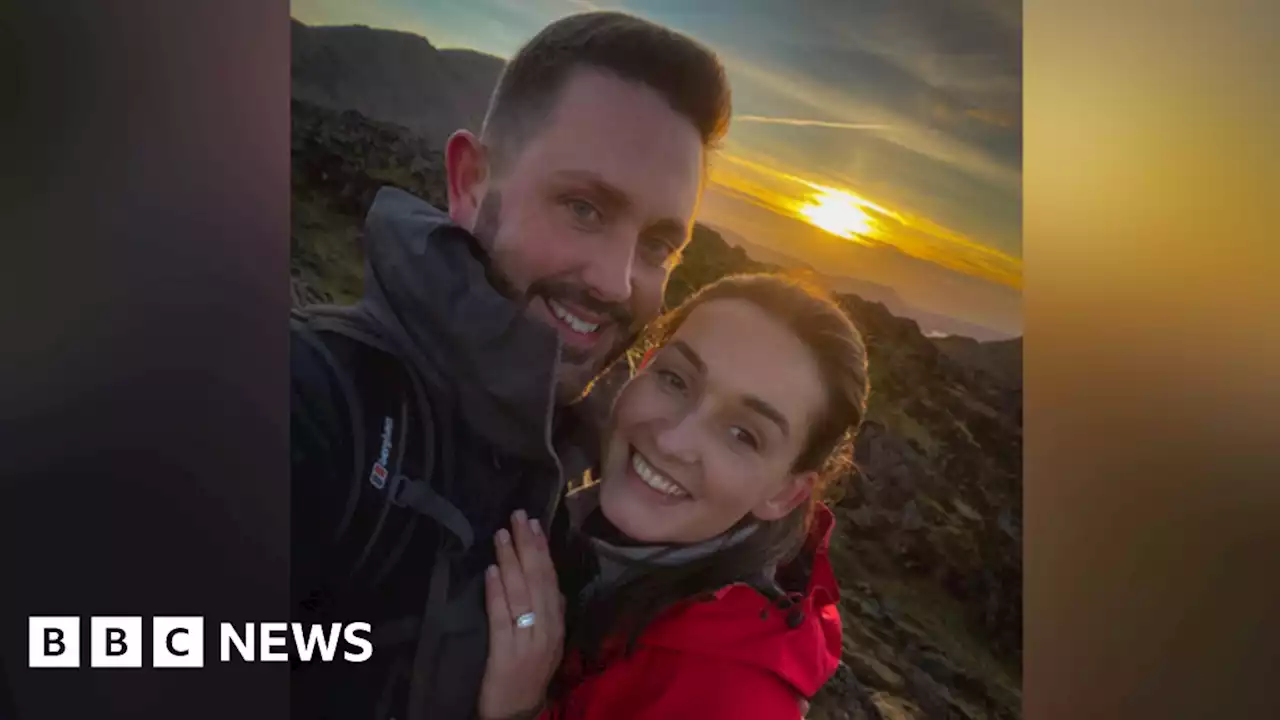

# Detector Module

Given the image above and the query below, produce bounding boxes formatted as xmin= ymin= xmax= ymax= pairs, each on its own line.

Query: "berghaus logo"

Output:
xmin=369 ymin=416 xmax=394 ymax=488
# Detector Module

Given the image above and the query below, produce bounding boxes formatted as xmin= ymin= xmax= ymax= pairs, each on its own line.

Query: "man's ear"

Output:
xmin=751 ymin=470 xmax=817 ymax=522
xmin=444 ymin=130 xmax=488 ymax=229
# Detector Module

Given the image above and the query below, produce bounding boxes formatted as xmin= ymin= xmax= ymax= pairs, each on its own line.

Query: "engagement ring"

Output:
xmin=515 ymin=612 xmax=536 ymax=629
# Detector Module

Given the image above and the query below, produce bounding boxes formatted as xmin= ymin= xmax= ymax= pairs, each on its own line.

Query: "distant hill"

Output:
xmin=714 ymin=228 xmax=1012 ymax=342
xmin=907 ymin=308 xmax=1015 ymax=344
xmin=933 ymin=336 xmax=1023 ymax=391
xmin=291 ymin=19 xmax=505 ymax=148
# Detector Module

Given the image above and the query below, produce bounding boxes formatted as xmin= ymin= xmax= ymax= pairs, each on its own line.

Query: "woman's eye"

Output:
xmin=656 ymin=369 xmax=687 ymax=392
xmin=566 ymin=199 xmax=601 ymax=224
xmin=729 ymin=426 xmax=759 ymax=450
xmin=639 ymin=237 xmax=675 ymax=267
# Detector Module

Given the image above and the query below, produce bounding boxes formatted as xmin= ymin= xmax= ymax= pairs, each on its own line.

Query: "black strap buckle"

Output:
xmin=387 ymin=474 xmax=475 ymax=552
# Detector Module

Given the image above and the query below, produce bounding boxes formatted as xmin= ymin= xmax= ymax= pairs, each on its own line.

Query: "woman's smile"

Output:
xmin=626 ymin=446 xmax=692 ymax=501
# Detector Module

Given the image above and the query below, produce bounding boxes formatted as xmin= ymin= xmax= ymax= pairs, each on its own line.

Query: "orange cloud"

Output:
xmin=735 ymin=115 xmax=895 ymax=131
xmin=966 ymin=106 xmax=1016 ymax=128
xmin=708 ymin=149 xmax=1022 ymax=289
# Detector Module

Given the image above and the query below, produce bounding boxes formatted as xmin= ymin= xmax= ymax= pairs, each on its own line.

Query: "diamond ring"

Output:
xmin=515 ymin=612 xmax=536 ymax=629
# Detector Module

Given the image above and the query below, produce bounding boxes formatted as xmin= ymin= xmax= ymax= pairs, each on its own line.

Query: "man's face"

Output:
xmin=458 ymin=68 xmax=705 ymax=404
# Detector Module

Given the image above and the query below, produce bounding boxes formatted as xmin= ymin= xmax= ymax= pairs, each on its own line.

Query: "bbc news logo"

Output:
xmin=28 ymin=617 xmax=373 ymax=668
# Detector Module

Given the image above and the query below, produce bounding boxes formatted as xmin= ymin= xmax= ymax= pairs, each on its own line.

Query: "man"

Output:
xmin=289 ymin=11 xmax=731 ymax=720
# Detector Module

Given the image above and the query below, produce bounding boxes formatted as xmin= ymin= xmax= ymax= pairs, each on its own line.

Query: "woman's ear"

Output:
xmin=751 ymin=470 xmax=818 ymax=522
xmin=444 ymin=130 xmax=488 ymax=229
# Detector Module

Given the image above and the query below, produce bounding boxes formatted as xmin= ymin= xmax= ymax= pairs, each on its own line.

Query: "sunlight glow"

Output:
xmin=796 ymin=188 xmax=878 ymax=244
xmin=709 ymin=151 xmax=1023 ymax=288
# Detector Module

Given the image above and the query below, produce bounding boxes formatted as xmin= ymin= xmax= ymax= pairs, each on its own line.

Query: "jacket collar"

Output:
xmin=565 ymin=482 xmax=766 ymax=597
xmin=308 ymin=186 xmax=565 ymax=463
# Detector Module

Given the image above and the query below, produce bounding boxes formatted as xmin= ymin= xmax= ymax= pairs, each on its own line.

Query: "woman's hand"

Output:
xmin=477 ymin=509 xmax=565 ymax=720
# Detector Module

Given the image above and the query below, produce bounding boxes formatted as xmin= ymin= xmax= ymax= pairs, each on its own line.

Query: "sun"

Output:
xmin=797 ymin=188 xmax=877 ymax=242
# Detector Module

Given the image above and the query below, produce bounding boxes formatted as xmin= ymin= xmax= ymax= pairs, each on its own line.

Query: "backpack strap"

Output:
xmin=292 ymin=311 xmax=438 ymax=591
xmin=293 ymin=309 xmax=492 ymax=718
xmin=405 ymin=556 xmax=452 ymax=715
xmin=389 ymin=474 xmax=475 ymax=553
xmin=290 ymin=312 xmax=367 ymax=548
xmin=345 ymin=397 xmax=411 ymax=582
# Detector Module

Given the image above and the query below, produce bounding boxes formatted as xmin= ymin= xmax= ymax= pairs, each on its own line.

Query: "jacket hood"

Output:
xmin=636 ymin=505 xmax=844 ymax=698
xmin=306 ymin=186 xmax=563 ymax=462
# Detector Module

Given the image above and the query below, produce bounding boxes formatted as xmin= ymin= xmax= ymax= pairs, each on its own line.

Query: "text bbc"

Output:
xmin=28 ymin=617 xmax=373 ymax=668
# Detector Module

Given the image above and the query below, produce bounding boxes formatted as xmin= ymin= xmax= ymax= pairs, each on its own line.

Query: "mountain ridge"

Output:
xmin=713 ymin=226 xmax=1017 ymax=342
xmin=291 ymin=18 xmax=504 ymax=148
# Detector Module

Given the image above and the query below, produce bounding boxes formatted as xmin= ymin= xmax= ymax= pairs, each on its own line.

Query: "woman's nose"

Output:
xmin=652 ymin=414 xmax=701 ymax=466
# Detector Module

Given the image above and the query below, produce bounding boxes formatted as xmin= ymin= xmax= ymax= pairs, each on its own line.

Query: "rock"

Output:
xmin=811 ymin=663 xmax=884 ymax=720
xmin=850 ymin=505 xmax=876 ymax=529
xmin=845 ymin=650 xmax=905 ymax=691
xmin=900 ymin=500 xmax=924 ymax=532
xmin=953 ymin=499 xmax=983 ymax=522
xmin=913 ymin=648 xmax=961 ymax=686
xmin=870 ymin=693 xmax=923 ymax=720
xmin=904 ymin=666 xmax=955 ymax=718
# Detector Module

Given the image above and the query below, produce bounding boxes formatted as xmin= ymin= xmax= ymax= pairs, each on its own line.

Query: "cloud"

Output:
xmin=828 ymin=2 xmax=1022 ymax=134
xmin=710 ymin=148 xmax=1022 ymax=289
xmin=735 ymin=115 xmax=895 ymax=131
xmin=721 ymin=51 xmax=1022 ymax=195
xmin=965 ymin=106 xmax=1016 ymax=128
xmin=697 ymin=184 xmax=1023 ymax=334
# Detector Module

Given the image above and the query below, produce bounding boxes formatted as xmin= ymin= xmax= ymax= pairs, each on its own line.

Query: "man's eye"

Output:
xmin=566 ymin=199 xmax=601 ymax=224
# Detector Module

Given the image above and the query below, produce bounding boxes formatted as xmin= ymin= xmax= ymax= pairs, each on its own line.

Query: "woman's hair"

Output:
xmin=555 ymin=273 xmax=870 ymax=689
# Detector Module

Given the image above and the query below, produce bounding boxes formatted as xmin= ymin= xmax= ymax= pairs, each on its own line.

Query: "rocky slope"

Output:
xmin=932 ymin=336 xmax=1023 ymax=392
xmin=290 ymin=98 xmax=1023 ymax=719
xmin=291 ymin=19 xmax=504 ymax=148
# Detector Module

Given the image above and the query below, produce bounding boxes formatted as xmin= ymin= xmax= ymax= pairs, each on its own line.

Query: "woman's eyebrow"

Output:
xmin=669 ymin=340 xmax=789 ymax=435
xmin=742 ymin=395 xmax=790 ymax=437
xmin=670 ymin=340 xmax=706 ymax=373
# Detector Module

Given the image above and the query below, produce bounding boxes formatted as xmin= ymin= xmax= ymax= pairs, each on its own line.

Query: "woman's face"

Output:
xmin=597 ymin=298 xmax=827 ymax=544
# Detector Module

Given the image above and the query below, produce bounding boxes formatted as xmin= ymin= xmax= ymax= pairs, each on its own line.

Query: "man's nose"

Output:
xmin=579 ymin=232 xmax=635 ymax=305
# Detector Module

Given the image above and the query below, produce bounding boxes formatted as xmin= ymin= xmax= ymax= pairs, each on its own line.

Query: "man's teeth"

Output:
xmin=631 ymin=451 xmax=689 ymax=498
xmin=549 ymin=300 xmax=601 ymax=335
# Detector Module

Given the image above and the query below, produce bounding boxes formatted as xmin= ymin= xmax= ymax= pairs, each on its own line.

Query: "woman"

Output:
xmin=477 ymin=274 xmax=869 ymax=719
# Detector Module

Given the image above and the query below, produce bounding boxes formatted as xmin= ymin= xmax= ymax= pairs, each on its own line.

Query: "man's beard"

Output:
xmin=471 ymin=190 xmax=644 ymax=401
xmin=537 ymin=277 xmax=642 ymax=404
xmin=472 ymin=191 xmax=522 ymax=300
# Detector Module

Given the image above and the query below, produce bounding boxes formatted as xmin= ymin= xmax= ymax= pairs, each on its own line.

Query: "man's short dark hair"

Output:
xmin=480 ymin=11 xmax=731 ymax=172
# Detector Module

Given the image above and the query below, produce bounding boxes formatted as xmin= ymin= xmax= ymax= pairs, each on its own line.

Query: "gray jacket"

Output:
xmin=290 ymin=186 xmax=603 ymax=720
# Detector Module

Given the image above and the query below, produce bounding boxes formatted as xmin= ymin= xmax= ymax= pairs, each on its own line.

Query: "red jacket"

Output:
xmin=542 ymin=506 xmax=843 ymax=719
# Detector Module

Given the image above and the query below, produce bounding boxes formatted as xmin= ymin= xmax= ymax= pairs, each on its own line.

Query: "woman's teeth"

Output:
xmin=549 ymin=300 xmax=601 ymax=335
xmin=631 ymin=451 xmax=689 ymax=498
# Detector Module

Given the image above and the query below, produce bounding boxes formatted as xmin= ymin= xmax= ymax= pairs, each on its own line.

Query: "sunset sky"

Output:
xmin=292 ymin=0 xmax=1023 ymax=336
